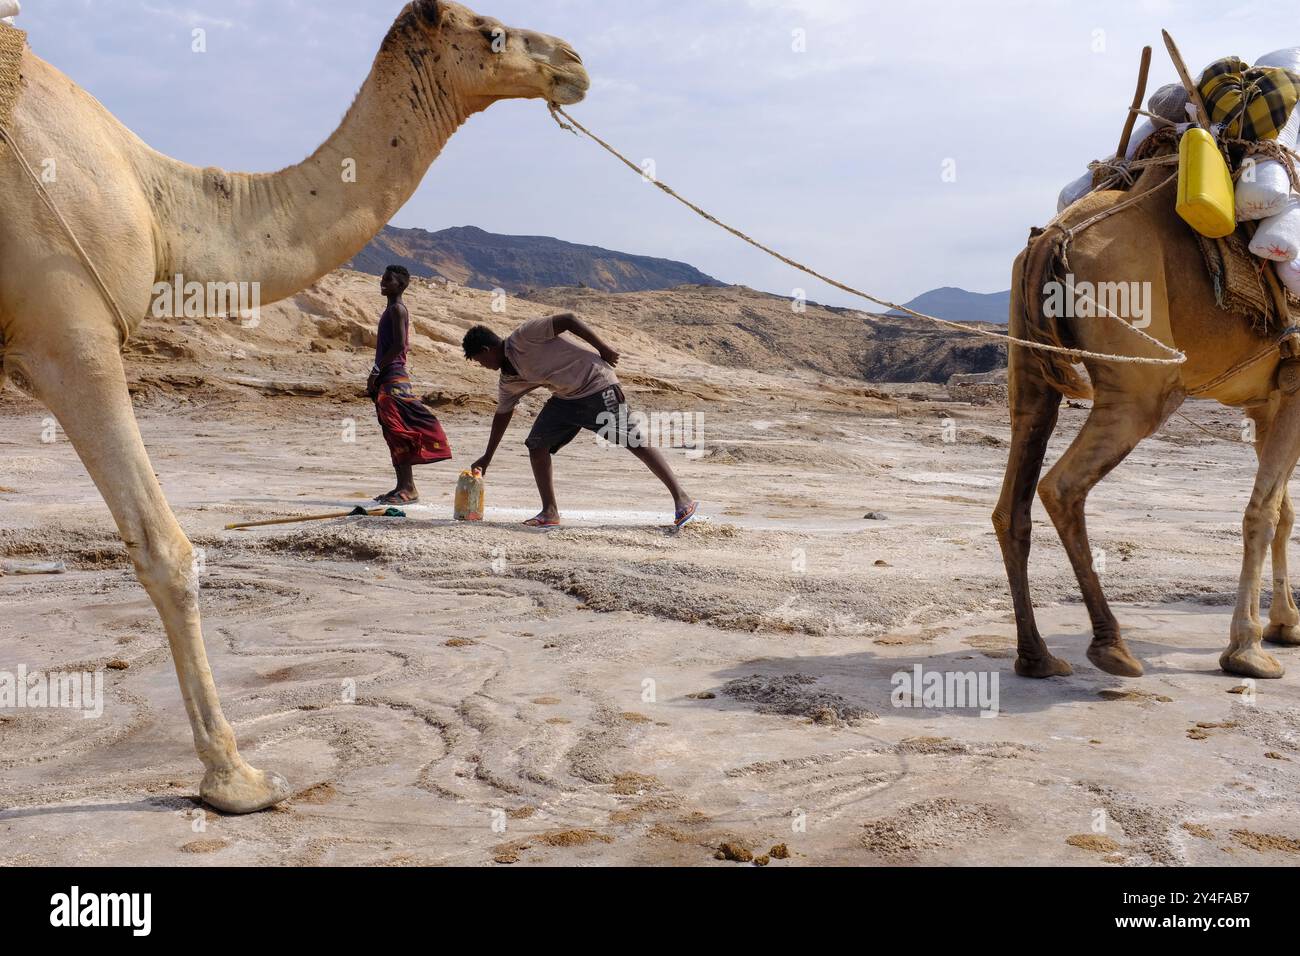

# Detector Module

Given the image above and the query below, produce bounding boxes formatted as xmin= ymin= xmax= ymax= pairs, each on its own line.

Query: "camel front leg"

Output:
xmin=1224 ymin=398 xmax=1300 ymax=678
xmin=10 ymin=329 xmax=290 ymax=812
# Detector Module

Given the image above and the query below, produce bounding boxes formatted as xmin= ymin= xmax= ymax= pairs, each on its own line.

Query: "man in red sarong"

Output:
xmin=366 ymin=266 xmax=452 ymax=505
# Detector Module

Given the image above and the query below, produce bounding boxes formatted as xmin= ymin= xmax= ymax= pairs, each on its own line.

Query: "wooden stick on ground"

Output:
xmin=225 ymin=506 xmax=399 ymax=531
xmin=1117 ymin=46 xmax=1153 ymax=159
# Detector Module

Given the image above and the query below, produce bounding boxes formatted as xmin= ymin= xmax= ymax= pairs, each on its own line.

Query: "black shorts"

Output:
xmin=525 ymin=385 xmax=643 ymax=455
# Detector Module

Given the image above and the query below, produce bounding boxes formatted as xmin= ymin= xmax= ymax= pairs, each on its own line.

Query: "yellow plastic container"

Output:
xmin=1176 ymin=127 xmax=1236 ymax=238
xmin=453 ymin=469 xmax=485 ymax=521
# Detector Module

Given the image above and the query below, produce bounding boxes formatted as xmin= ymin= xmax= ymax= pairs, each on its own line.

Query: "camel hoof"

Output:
xmin=1014 ymin=654 xmax=1073 ymax=678
xmin=1087 ymin=641 xmax=1144 ymax=677
xmin=1220 ymin=647 xmax=1285 ymax=679
xmin=1264 ymin=623 xmax=1300 ymax=647
xmin=200 ymin=764 xmax=291 ymax=814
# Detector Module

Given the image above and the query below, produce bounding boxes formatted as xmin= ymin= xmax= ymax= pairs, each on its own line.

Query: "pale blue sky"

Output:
xmin=14 ymin=0 xmax=1281 ymax=307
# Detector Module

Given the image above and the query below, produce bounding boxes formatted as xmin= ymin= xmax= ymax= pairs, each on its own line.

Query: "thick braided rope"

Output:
xmin=0 ymin=22 xmax=22 ymax=126
xmin=0 ymin=123 xmax=134 ymax=347
xmin=548 ymin=104 xmax=1186 ymax=368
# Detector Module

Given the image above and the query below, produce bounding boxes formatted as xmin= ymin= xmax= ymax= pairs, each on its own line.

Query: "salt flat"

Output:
xmin=2 ymin=383 xmax=1298 ymax=866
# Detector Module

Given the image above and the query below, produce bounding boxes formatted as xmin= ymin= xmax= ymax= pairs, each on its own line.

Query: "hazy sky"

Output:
xmin=14 ymin=0 xmax=1283 ymax=308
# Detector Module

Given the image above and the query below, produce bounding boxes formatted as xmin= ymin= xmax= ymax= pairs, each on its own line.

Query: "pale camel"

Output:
xmin=995 ymin=164 xmax=1299 ymax=683
xmin=0 ymin=1 xmax=588 ymax=813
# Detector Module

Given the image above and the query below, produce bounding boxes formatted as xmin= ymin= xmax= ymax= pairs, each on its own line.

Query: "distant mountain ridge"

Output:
xmin=887 ymin=287 xmax=1011 ymax=325
xmin=348 ymin=225 xmax=725 ymax=295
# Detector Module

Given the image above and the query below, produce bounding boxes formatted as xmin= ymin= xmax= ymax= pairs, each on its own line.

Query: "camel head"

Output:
xmin=389 ymin=0 xmax=589 ymax=111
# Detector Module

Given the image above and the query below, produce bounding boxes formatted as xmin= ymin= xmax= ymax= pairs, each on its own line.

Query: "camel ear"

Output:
xmin=414 ymin=0 xmax=441 ymax=27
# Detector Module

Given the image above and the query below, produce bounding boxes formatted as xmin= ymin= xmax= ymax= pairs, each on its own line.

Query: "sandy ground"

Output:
xmin=3 ymin=379 xmax=1300 ymax=867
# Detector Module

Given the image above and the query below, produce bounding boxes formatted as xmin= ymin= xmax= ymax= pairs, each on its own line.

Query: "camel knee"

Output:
xmin=1037 ymin=474 xmax=1072 ymax=523
xmin=1245 ymin=485 xmax=1286 ymax=531
xmin=127 ymin=528 xmax=199 ymax=604
xmin=992 ymin=506 xmax=1011 ymax=539
xmin=1243 ymin=501 xmax=1282 ymax=551
xmin=992 ymin=502 xmax=1032 ymax=550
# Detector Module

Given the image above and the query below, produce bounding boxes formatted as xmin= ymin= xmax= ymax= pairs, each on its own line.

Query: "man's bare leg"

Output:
xmin=628 ymin=445 xmax=695 ymax=513
xmin=528 ymin=445 xmax=561 ymax=524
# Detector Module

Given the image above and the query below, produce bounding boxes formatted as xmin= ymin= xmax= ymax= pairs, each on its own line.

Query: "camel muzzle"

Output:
xmin=525 ymin=35 xmax=588 ymax=105
xmin=549 ymin=69 xmax=590 ymax=107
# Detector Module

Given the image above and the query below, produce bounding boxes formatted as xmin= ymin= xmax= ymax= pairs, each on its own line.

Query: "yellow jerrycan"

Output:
xmin=1176 ymin=127 xmax=1236 ymax=238
xmin=453 ymin=468 xmax=485 ymax=521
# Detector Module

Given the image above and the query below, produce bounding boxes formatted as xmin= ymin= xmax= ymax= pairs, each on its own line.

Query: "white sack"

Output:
xmin=1237 ymin=108 xmax=1300 ymax=221
xmin=0 ymin=1 xmax=19 ymax=23
xmin=1236 ymin=159 xmax=1292 ymax=220
xmin=1276 ymin=258 xmax=1300 ymax=297
xmin=1250 ymin=195 xmax=1300 ymax=260
xmin=1256 ymin=47 xmax=1300 ymax=73
xmin=1057 ymin=171 xmax=1094 ymax=213
xmin=1056 ymin=120 xmax=1157 ymax=213
xmin=1124 ymin=119 xmax=1156 ymax=160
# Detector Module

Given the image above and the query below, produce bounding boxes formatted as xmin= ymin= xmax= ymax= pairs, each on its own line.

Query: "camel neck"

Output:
xmin=146 ymin=18 xmax=475 ymax=306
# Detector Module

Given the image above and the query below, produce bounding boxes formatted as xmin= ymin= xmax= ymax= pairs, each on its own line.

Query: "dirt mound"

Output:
xmin=860 ymin=798 xmax=1015 ymax=859
xmin=720 ymin=673 xmax=875 ymax=726
xmin=706 ymin=442 xmax=866 ymax=470
xmin=0 ymin=526 xmax=127 ymax=569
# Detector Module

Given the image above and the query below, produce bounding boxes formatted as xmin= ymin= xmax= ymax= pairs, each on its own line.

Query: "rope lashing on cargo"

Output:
xmin=0 ymin=123 xmax=134 ymax=347
xmin=1086 ymin=150 xmax=1179 ymax=192
xmin=1224 ymin=136 xmax=1300 ymax=192
xmin=1054 ymin=168 xmax=1179 ymax=265
xmin=547 ymin=103 xmax=1187 ymax=368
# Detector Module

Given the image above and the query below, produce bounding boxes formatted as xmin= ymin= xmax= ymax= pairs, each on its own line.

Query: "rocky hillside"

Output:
xmin=522 ymin=285 xmax=1007 ymax=384
xmin=93 ymin=272 xmax=1008 ymax=417
xmin=347 ymin=225 xmax=725 ymax=294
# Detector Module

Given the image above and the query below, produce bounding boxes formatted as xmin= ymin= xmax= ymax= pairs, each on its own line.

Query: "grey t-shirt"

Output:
xmin=496 ymin=315 xmax=619 ymax=413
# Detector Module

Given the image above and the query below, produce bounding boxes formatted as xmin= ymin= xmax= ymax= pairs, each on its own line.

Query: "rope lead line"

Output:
xmin=547 ymin=103 xmax=1188 ymax=368
xmin=0 ymin=123 xmax=133 ymax=347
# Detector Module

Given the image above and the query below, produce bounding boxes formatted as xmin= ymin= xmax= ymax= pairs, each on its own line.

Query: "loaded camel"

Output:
xmin=997 ymin=158 xmax=1300 ymax=683
xmin=0 ymin=1 xmax=588 ymax=812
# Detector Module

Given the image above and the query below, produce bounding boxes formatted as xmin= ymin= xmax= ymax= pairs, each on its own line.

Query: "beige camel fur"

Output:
xmin=995 ymin=165 xmax=1299 ymax=683
xmin=0 ymin=1 xmax=587 ymax=812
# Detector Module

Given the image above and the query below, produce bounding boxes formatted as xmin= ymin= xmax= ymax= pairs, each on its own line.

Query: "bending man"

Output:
xmin=463 ymin=314 xmax=698 ymax=528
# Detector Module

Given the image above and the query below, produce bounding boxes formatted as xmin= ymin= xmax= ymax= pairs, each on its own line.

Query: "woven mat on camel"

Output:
xmin=0 ymin=22 xmax=24 ymax=133
xmin=1196 ymin=227 xmax=1300 ymax=335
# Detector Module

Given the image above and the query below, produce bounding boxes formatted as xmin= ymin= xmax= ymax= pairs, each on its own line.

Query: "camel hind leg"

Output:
xmin=1037 ymin=382 xmax=1183 ymax=677
xmin=6 ymin=314 xmax=290 ymax=812
xmin=993 ymin=347 xmax=1070 ymax=677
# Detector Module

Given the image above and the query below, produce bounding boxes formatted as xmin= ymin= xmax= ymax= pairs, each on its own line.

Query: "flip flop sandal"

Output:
xmin=378 ymin=492 xmax=419 ymax=506
xmin=523 ymin=516 xmax=561 ymax=528
xmin=674 ymin=501 xmax=700 ymax=528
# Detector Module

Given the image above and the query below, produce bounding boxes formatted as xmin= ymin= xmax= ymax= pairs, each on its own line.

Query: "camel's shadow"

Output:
xmin=693 ymin=627 xmax=1251 ymax=723
xmin=0 ymin=794 xmax=197 ymax=822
